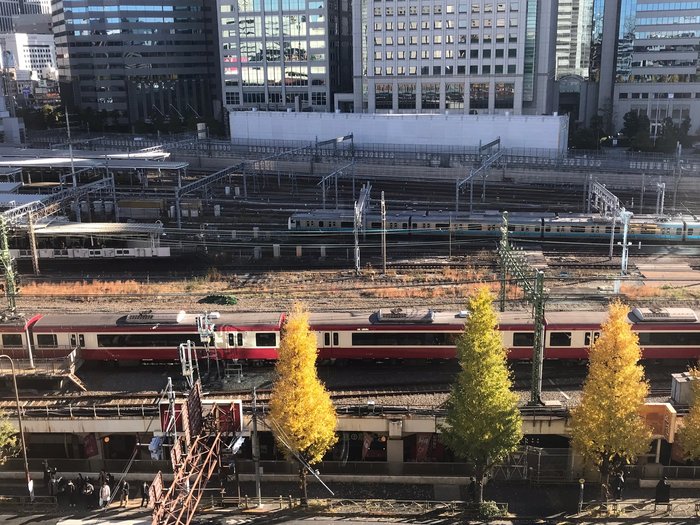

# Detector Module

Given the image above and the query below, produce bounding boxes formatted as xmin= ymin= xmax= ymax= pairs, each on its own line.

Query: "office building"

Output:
xmin=349 ymin=0 xmax=558 ymax=115
xmin=611 ymin=1 xmax=700 ymax=136
xmin=217 ymin=0 xmax=352 ymax=113
xmin=52 ymin=0 xmax=220 ymax=126
xmin=555 ymin=0 xmax=594 ymax=79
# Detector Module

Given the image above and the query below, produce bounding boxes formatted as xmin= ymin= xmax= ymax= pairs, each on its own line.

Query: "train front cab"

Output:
xmin=0 ymin=314 xmax=43 ymax=360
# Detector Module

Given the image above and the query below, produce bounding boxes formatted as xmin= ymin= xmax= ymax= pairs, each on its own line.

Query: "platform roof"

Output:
xmin=0 ymin=157 xmax=187 ymax=170
xmin=0 ymin=193 xmax=47 ymax=207
xmin=0 ymin=182 xmax=22 ymax=193
xmin=32 ymin=221 xmax=165 ymax=237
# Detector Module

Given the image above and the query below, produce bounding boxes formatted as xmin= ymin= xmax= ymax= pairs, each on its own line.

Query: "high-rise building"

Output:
xmin=216 ymin=0 xmax=352 ymax=113
xmin=612 ymin=1 xmax=700 ymax=136
xmin=555 ymin=0 xmax=594 ymax=79
xmin=350 ymin=0 xmax=558 ymax=115
xmin=52 ymin=0 xmax=220 ymax=125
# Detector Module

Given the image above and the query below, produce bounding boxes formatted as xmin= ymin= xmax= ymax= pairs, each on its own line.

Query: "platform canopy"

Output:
xmin=31 ymin=221 xmax=165 ymax=237
xmin=0 ymin=157 xmax=187 ymax=170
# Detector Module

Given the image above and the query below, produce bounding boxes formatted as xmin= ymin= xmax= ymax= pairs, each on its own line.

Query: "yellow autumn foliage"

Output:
xmin=269 ymin=303 xmax=338 ymax=465
xmin=570 ymin=301 xmax=651 ymax=481
xmin=677 ymin=368 xmax=700 ymax=460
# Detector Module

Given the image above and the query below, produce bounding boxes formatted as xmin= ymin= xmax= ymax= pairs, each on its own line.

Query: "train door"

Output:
xmin=584 ymin=331 xmax=600 ymax=348
xmin=70 ymin=333 xmax=85 ymax=349
xmin=228 ymin=332 xmax=244 ymax=358
xmin=322 ymin=332 xmax=340 ymax=351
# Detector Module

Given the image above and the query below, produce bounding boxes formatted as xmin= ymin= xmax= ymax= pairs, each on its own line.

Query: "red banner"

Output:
xmin=83 ymin=434 xmax=98 ymax=458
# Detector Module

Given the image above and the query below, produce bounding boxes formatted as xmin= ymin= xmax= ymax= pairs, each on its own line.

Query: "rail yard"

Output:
xmin=0 ymin=132 xmax=699 ymax=520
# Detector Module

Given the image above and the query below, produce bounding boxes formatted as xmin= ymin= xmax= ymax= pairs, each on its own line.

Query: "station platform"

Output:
xmin=0 ymin=349 xmax=85 ymax=391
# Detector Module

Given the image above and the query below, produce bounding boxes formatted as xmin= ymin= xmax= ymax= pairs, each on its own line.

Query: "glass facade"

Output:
xmin=219 ymin=0 xmax=347 ymax=110
xmin=555 ymin=0 xmax=595 ymax=79
xmin=53 ymin=0 xmax=216 ymax=124
xmin=615 ymin=0 xmax=700 ymax=83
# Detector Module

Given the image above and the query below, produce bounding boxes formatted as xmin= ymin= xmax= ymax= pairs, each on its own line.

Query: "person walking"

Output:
xmin=83 ymin=480 xmax=94 ymax=509
xmin=67 ymin=480 xmax=77 ymax=508
xmin=140 ymin=481 xmax=150 ymax=508
xmin=119 ymin=480 xmax=130 ymax=507
xmin=99 ymin=481 xmax=111 ymax=508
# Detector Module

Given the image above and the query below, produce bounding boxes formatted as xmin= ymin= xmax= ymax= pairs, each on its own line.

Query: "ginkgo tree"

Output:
xmin=570 ymin=302 xmax=652 ymax=499
xmin=269 ymin=303 xmax=337 ymax=506
xmin=442 ymin=286 xmax=523 ymax=504
xmin=677 ymin=368 xmax=700 ymax=460
xmin=0 ymin=414 xmax=17 ymax=464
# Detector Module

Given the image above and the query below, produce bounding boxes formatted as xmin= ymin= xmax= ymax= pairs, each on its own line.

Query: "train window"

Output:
xmin=370 ymin=222 xmax=381 ymax=228
xmin=544 ymin=226 xmax=551 ymax=232
xmin=512 ymin=332 xmax=534 ymax=347
xmin=97 ymin=333 xmax=199 ymax=347
xmin=2 ymin=334 xmax=22 ymax=347
xmin=333 ymin=332 xmax=339 ymax=345
xmin=570 ymin=226 xmax=585 ymax=233
xmin=534 ymin=226 xmax=540 ymax=232
xmin=238 ymin=333 xmax=243 ymax=346
xmin=549 ymin=332 xmax=572 ymax=347
xmin=70 ymin=334 xmax=77 ymax=347
xmin=638 ymin=332 xmax=700 ymax=346
xmin=402 ymin=223 xmax=408 ymax=229
xmin=79 ymin=335 xmax=85 ymax=346
xmin=351 ymin=332 xmax=458 ymax=346
xmin=228 ymin=333 xmax=235 ymax=346
xmin=37 ymin=334 xmax=58 ymax=347
xmin=318 ymin=221 xmax=324 ymax=227
xmin=688 ymin=229 xmax=694 ymax=235
xmin=413 ymin=224 xmax=418 ymax=229
xmin=676 ymin=228 xmax=683 ymax=235
xmin=324 ymin=333 xmax=330 ymax=346
xmin=605 ymin=226 xmax=611 ymax=234
xmin=468 ymin=224 xmax=482 ymax=231
xmin=255 ymin=333 xmax=277 ymax=347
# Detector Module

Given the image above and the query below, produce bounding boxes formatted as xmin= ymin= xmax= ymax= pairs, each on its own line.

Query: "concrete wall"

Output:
xmin=229 ymin=112 xmax=569 ymax=152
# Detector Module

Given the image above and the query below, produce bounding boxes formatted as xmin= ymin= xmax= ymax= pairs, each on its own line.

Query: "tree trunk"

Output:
xmin=600 ymin=455 xmax=611 ymax=502
xmin=299 ymin=463 xmax=308 ymax=507
xmin=475 ymin=465 xmax=486 ymax=504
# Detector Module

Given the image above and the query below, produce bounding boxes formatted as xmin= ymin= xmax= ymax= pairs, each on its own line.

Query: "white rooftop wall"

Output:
xmin=230 ymin=112 xmax=569 ymax=153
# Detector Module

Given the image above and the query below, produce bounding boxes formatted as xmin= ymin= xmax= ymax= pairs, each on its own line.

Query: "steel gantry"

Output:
xmin=174 ymin=135 xmax=354 ymax=228
xmin=0 ymin=175 xmax=117 ymax=308
xmin=354 ymin=183 xmax=372 ymax=275
xmin=585 ymin=176 xmax=634 ymax=274
xmin=497 ymin=211 xmax=547 ymax=406
xmin=455 ymin=138 xmax=504 ymax=213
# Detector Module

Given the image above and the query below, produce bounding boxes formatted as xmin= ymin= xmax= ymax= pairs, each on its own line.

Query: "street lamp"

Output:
xmin=0 ymin=355 xmax=32 ymax=501
xmin=578 ymin=478 xmax=585 ymax=514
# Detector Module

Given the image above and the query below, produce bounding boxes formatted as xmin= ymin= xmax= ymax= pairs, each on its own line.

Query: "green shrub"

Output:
xmin=199 ymin=294 xmax=238 ymax=305
xmin=478 ymin=501 xmax=506 ymax=519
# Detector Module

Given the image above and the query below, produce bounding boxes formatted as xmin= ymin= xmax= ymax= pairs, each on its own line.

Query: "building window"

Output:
xmin=225 ymin=92 xmax=240 ymax=104
xmin=311 ymin=92 xmax=326 ymax=106
xmin=495 ymin=82 xmax=515 ymax=108
xmin=619 ymin=92 xmax=628 ymax=99
xmin=470 ymin=83 xmax=489 ymax=109
xmin=508 ymin=48 xmax=517 ymax=58
xmin=398 ymin=83 xmax=416 ymax=109
xmin=421 ymin=83 xmax=440 ymax=109
xmin=446 ymin=83 xmax=464 ymax=109
xmin=375 ymin=83 xmax=393 ymax=109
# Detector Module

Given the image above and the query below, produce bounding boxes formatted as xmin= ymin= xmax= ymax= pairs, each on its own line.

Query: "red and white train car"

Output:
xmin=7 ymin=306 xmax=700 ymax=363
xmin=29 ymin=310 xmax=284 ymax=362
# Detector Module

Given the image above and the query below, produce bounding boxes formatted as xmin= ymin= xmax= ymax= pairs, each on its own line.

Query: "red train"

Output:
xmin=1 ymin=306 xmax=699 ymax=363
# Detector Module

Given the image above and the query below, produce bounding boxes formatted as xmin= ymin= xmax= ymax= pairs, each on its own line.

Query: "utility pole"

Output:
xmin=252 ymin=387 xmax=262 ymax=507
xmin=65 ymin=109 xmax=81 ymax=223
xmin=0 ymin=216 xmax=17 ymax=312
xmin=381 ymin=191 xmax=386 ymax=275
xmin=497 ymin=211 xmax=547 ymax=405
